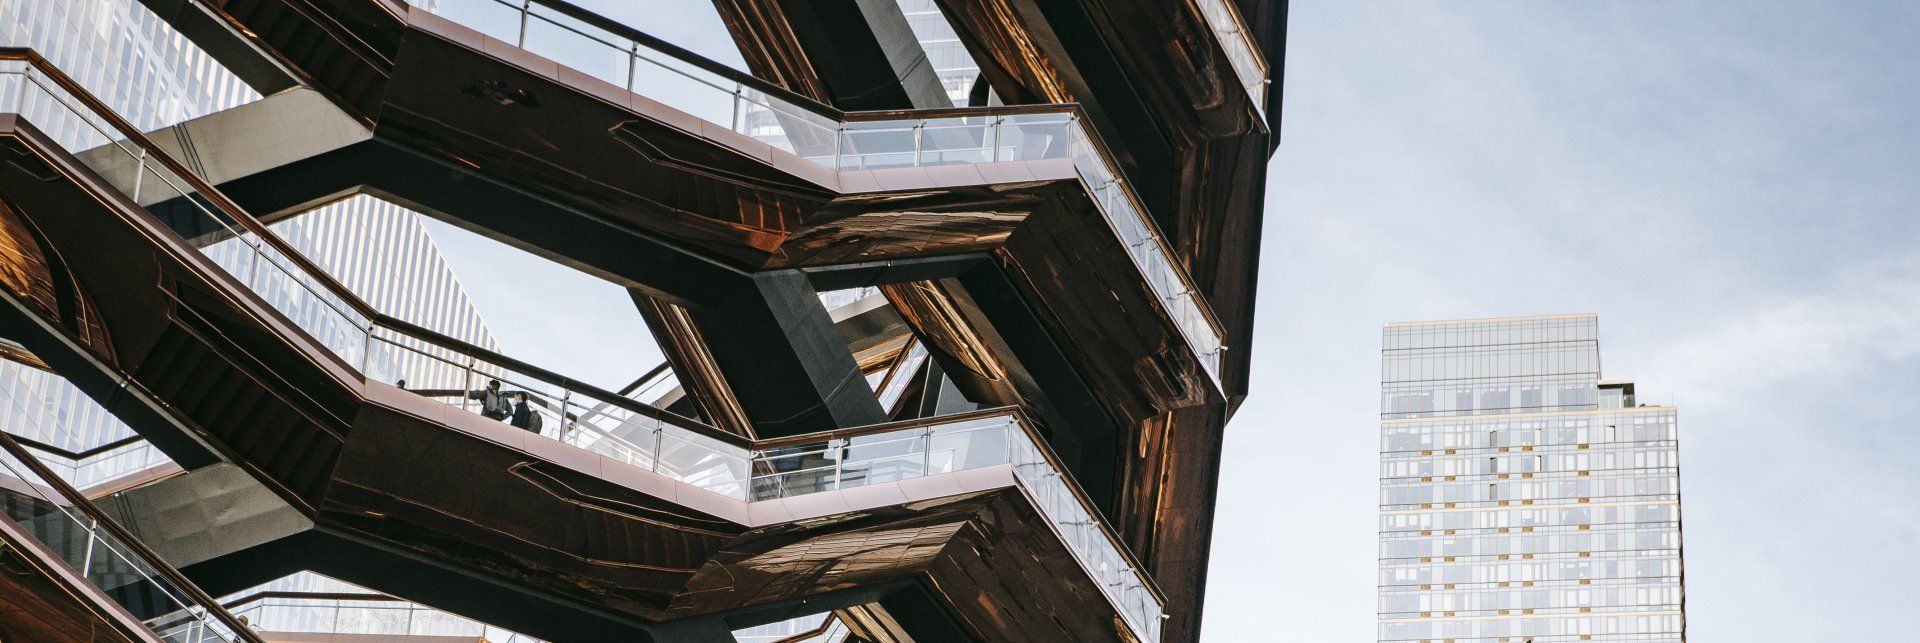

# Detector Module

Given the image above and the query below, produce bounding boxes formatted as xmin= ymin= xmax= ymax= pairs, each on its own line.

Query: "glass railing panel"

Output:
xmin=836 ymin=431 xmax=927 ymax=488
xmin=916 ymin=116 xmax=995 ymax=166
xmin=0 ymin=64 xmax=150 ymax=218
xmin=0 ymin=62 xmax=122 ymax=152
xmin=751 ymin=441 xmax=840 ymax=500
xmin=522 ymin=3 xmax=632 ymax=86
xmin=363 ymin=328 xmax=669 ymax=474
xmin=749 ymin=415 xmax=1018 ymax=501
xmin=627 ymin=51 xmax=736 ymax=126
xmin=657 ymin=426 xmax=750 ymax=499
xmin=995 ymin=112 xmax=1074 ymax=162
xmin=218 ymin=574 xmax=520 ymax=641
xmin=738 ymin=89 xmax=838 ymax=158
xmin=330 ymin=599 xmax=414 ymax=634
xmin=1060 ymin=119 xmax=1225 ymax=388
xmin=562 ymin=396 xmax=659 ymax=468
xmin=247 ymin=241 xmax=372 ymax=368
xmin=370 ymin=333 xmax=465 ymax=400
xmin=21 ymin=448 xmax=81 ymax=483
xmin=733 ymin=612 xmax=831 ymax=643
xmin=926 ymin=415 xmax=1012 ymax=474
xmin=838 ymin=120 xmax=918 ymax=170
xmin=419 ymin=0 xmax=523 ymax=43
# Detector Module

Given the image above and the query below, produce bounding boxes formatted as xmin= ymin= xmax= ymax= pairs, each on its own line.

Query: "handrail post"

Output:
xmin=516 ymin=0 xmax=532 ymax=48
xmin=912 ymin=120 xmax=924 ymax=166
xmin=462 ymin=361 xmax=474 ymax=413
xmin=730 ymin=83 xmax=741 ymax=133
xmin=650 ymin=423 xmax=662 ymax=472
xmin=990 ymin=115 xmax=1002 ymax=162
xmin=80 ymin=518 xmax=97 ymax=576
xmin=131 ymin=148 xmax=146 ymax=202
xmin=625 ymin=42 xmax=638 ymax=93
xmin=359 ymin=324 xmax=373 ymax=372
xmin=831 ymin=442 xmax=843 ymax=491
xmin=921 ymin=426 xmax=933 ymax=475
xmin=1003 ymin=418 xmax=1015 ymax=464
xmin=833 ymin=122 xmax=843 ymax=169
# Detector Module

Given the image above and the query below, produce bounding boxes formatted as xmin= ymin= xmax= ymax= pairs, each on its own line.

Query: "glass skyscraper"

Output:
xmin=1379 ymin=314 xmax=1686 ymax=642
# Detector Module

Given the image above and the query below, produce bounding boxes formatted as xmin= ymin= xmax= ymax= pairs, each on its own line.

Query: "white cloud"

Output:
xmin=1641 ymin=257 xmax=1920 ymax=405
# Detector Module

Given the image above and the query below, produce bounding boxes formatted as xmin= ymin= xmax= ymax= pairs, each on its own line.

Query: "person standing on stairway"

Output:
xmin=468 ymin=379 xmax=512 ymax=421
xmin=509 ymin=391 xmax=543 ymax=434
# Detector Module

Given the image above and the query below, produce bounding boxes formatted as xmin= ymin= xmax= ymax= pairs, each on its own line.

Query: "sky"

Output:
xmin=410 ymin=1 xmax=1920 ymax=640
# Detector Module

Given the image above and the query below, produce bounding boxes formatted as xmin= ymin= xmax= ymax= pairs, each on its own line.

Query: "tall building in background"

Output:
xmin=1379 ymin=314 xmax=1686 ymax=642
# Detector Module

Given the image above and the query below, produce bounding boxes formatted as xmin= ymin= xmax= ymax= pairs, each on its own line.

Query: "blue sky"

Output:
xmin=422 ymin=1 xmax=1920 ymax=639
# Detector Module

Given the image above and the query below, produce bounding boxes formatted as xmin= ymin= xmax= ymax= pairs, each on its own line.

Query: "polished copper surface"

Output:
xmin=0 ymin=184 xmax=115 ymax=366
xmin=633 ymin=295 xmax=757 ymax=439
xmin=709 ymin=0 xmax=834 ymax=104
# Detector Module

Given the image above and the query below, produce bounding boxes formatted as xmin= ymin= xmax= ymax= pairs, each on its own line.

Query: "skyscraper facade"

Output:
xmin=1379 ymin=314 xmax=1686 ymax=642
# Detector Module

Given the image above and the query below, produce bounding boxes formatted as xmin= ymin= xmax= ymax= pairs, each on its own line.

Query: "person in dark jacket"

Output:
xmin=508 ymin=391 xmax=543 ymax=434
xmin=468 ymin=379 xmax=512 ymax=421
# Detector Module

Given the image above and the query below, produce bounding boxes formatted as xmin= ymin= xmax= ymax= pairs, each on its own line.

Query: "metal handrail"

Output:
xmin=0 ymin=430 xmax=267 ymax=643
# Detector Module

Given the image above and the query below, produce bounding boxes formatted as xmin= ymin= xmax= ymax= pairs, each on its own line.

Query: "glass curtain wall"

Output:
xmin=1378 ymin=315 xmax=1685 ymax=643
